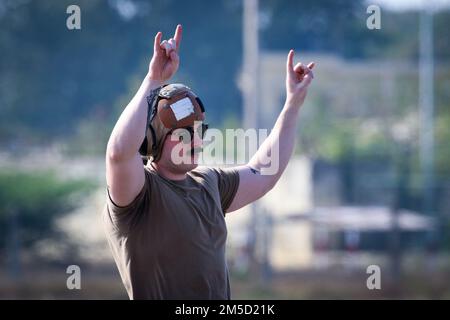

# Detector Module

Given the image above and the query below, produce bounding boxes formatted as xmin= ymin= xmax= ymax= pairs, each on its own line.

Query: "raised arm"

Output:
xmin=106 ymin=25 xmax=182 ymax=207
xmin=227 ymin=50 xmax=315 ymax=212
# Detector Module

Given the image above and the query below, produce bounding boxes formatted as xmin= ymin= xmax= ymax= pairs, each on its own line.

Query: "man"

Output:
xmin=103 ymin=24 xmax=314 ymax=300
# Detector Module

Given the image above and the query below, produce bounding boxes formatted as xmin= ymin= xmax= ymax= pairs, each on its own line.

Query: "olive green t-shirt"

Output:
xmin=102 ymin=165 xmax=240 ymax=300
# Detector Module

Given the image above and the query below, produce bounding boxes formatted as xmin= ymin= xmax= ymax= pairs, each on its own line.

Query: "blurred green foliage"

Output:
xmin=0 ymin=170 xmax=96 ymax=249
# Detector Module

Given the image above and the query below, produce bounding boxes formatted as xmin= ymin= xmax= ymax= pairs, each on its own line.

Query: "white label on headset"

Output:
xmin=170 ymin=97 xmax=194 ymax=121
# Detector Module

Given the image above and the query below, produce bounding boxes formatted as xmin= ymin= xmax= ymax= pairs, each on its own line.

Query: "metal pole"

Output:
xmin=242 ymin=0 xmax=259 ymax=131
xmin=419 ymin=6 xmax=436 ymax=244
xmin=242 ymin=0 xmax=260 ymax=275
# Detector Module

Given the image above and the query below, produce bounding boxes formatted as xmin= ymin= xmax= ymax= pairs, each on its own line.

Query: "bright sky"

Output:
xmin=368 ymin=0 xmax=450 ymax=11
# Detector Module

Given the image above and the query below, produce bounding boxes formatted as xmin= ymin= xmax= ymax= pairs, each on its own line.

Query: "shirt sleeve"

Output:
xmin=211 ymin=167 xmax=240 ymax=213
xmin=105 ymin=168 xmax=151 ymax=230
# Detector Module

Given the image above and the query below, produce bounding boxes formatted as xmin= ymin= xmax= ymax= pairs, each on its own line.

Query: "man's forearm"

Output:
xmin=107 ymin=74 xmax=162 ymax=161
xmin=227 ymin=51 xmax=313 ymax=212
xmin=248 ymin=50 xmax=313 ymax=181
xmin=248 ymin=100 xmax=300 ymax=182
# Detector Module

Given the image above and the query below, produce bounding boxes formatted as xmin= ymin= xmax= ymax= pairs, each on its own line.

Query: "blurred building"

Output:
xmin=226 ymin=50 xmax=438 ymax=274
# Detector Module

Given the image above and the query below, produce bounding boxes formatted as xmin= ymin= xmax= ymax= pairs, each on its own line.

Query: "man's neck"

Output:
xmin=150 ymin=162 xmax=187 ymax=181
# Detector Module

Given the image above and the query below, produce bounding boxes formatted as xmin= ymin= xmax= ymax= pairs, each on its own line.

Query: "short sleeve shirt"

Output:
xmin=102 ymin=165 xmax=240 ymax=300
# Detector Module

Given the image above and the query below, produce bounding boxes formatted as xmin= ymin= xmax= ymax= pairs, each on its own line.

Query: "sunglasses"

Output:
xmin=169 ymin=123 xmax=209 ymax=144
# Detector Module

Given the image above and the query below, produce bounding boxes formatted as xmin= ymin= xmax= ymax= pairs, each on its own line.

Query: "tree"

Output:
xmin=0 ymin=170 xmax=95 ymax=273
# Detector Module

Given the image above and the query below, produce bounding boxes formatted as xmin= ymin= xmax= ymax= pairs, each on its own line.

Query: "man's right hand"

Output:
xmin=148 ymin=24 xmax=182 ymax=82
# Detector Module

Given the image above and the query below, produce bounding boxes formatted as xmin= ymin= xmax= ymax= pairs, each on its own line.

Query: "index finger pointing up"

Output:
xmin=174 ymin=24 xmax=182 ymax=51
xmin=286 ymin=49 xmax=295 ymax=76
xmin=154 ymin=31 xmax=162 ymax=53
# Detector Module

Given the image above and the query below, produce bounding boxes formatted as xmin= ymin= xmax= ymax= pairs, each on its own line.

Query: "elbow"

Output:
xmin=107 ymin=150 xmax=121 ymax=163
xmin=259 ymin=178 xmax=277 ymax=198
xmin=106 ymin=141 xmax=126 ymax=162
xmin=264 ymin=179 xmax=277 ymax=195
xmin=253 ymin=182 xmax=275 ymax=203
xmin=106 ymin=148 xmax=121 ymax=163
xmin=106 ymin=136 xmax=142 ymax=163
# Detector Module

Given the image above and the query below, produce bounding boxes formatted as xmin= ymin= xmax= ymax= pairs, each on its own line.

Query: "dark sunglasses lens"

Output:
xmin=175 ymin=124 xmax=208 ymax=143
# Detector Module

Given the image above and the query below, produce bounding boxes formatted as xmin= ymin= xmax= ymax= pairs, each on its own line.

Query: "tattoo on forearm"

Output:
xmin=249 ymin=167 xmax=260 ymax=175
